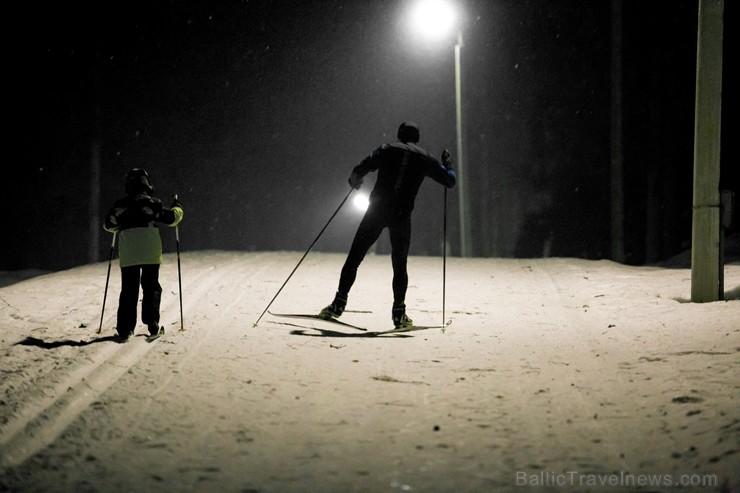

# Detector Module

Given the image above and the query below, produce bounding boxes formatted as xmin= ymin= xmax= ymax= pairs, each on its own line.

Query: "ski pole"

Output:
xmin=253 ymin=187 xmax=355 ymax=327
xmin=442 ymin=187 xmax=448 ymax=330
xmin=97 ymin=232 xmax=117 ymax=334
xmin=174 ymin=194 xmax=185 ymax=332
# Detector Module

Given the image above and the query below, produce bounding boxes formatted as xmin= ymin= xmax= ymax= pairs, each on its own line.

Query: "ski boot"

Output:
xmin=319 ymin=295 xmax=346 ymax=320
xmin=147 ymin=323 xmax=165 ymax=342
xmin=148 ymin=322 xmax=164 ymax=337
xmin=115 ymin=328 xmax=133 ymax=343
xmin=392 ymin=303 xmax=413 ymax=329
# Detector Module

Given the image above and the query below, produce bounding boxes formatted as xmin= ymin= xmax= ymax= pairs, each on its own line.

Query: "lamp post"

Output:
xmin=410 ymin=0 xmax=471 ymax=257
xmin=453 ymin=30 xmax=470 ymax=257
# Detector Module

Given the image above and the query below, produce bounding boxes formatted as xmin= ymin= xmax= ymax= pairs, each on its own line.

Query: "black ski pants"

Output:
xmin=337 ymin=204 xmax=411 ymax=307
xmin=117 ymin=264 xmax=162 ymax=336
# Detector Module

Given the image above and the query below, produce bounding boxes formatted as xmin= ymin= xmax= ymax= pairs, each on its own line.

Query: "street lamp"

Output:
xmin=409 ymin=0 xmax=471 ymax=257
xmin=409 ymin=0 xmax=456 ymax=39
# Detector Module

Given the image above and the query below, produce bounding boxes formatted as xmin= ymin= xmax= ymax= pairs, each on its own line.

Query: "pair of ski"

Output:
xmin=268 ymin=311 xmax=450 ymax=336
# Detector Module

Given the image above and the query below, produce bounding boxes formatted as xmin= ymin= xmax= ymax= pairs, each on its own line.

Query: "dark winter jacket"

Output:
xmin=351 ymin=142 xmax=456 ymax=214
xmin=104 ymin=193 xmax=183 ymax=267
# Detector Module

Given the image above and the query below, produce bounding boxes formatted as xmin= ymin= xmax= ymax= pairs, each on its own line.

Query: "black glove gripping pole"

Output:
xmin=174 ymin=194 xmax=185 ymax=332
xmin=253 ymin=188 xmax=354 ymax=327
xmin=97 ymin=232 xmax=117 ymax=334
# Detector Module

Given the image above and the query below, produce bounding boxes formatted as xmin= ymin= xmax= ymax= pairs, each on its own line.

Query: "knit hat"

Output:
xmin=397 ymin=122 xmax=420 ymax=143
xmin=125 ymin=168 xmax=154 ymax=195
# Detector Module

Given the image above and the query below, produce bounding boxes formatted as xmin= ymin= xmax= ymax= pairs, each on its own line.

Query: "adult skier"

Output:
xmin=320 ymin=121 xmax=456 ymax=328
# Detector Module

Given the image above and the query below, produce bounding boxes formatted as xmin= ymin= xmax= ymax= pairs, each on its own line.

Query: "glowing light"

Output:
xmin=410 ymin=0 xmax=456 ymax=41
xmin=352 ymin=193 xmax=370 ymax=212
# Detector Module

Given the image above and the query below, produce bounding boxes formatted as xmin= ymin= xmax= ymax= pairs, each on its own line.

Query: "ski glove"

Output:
xmin=348 ymin=171 xmax=364 ymax=190
xmin=441 ymin=149 xmax=453 ymax=169
xmin=171 ymin=198 xmax=183 ymax=209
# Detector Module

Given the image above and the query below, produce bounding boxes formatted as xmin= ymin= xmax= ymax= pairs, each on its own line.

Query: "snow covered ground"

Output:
xmin=1 ymin=250 xmax=738 ymax=492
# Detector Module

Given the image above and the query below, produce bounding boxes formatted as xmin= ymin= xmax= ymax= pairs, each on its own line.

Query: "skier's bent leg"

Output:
xmin=389 ymin=215 xmax=412 ymax=326
xmin=321 ymin=212 xmax=384 ymax=319
xmin=141 ymin=264 xmax=162 ymax=331
xmin=389 ymin=215 xmax=411 ymax=307
xmin=336 ymin=213 xmax=384 ymax=301
xmin=117 ymin=266 xmax=141 ymax=335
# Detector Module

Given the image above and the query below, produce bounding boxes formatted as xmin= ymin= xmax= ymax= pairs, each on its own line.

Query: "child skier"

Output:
xmin=104 ymin=168 xmax=183 ymax=341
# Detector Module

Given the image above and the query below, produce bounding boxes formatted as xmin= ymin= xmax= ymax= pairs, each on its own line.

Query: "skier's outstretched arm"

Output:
xmin=429 ymin=149 xmax=456 ymax=188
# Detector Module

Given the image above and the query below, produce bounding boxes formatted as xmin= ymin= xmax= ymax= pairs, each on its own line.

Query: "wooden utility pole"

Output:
xmin=610 ymin=0 xmax=625 ymax=263
xmin=691 ymin=0 xmax=724 ymax=302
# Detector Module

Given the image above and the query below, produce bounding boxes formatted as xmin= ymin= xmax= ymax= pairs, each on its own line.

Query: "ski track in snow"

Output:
xmin=0 ymin=251 xmax=738 ymax=492
xmin=0 ymin=252 xmax=271 ymax=468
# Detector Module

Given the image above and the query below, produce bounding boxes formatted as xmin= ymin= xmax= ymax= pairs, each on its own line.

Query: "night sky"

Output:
xmin=6 ymin=0 xmax=737 ymax=271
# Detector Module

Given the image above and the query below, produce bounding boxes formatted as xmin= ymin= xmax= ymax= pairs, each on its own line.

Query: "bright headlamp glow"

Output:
xmin=410 ymin=0 xmax=456 ymax=40
xmin=352 ymin=193 xmax=370 ymax=212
